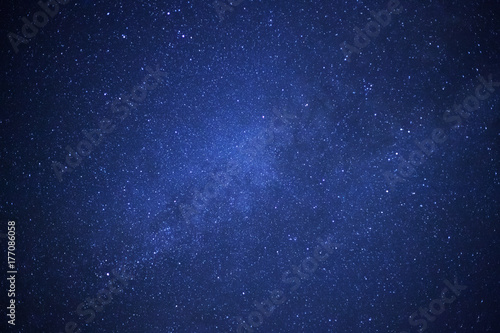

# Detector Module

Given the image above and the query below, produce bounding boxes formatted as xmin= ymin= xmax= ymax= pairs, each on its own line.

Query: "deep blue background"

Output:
xmin=0 ymin=0 xmax=499 ymax=332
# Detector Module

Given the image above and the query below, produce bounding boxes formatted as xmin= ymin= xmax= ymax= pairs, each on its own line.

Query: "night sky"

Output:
xmin=1 ymin=0 xmax=499 ymax=332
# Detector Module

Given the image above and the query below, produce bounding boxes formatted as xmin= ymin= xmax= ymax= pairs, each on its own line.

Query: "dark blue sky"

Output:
xmin=1 ymin=0 xmax=499 ymax=332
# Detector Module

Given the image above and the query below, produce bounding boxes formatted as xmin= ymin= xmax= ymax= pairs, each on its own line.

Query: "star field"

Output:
xmin=0 ymin=0 xmax=499 ymax=332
